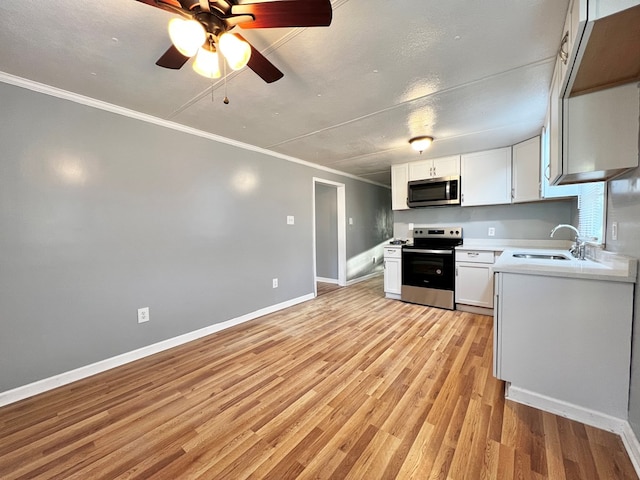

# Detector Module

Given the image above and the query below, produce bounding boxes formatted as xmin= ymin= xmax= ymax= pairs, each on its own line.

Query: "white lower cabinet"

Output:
xmin=494 ymin=271 xmax=633 ymax=419
xmin=383 ymin=246 xmax=402 ymax=298
xmin=455 ymin=249 xmax=497 ymax=312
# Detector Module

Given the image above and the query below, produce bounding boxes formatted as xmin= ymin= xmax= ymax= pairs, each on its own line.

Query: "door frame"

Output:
xmin=312 ymin=178 xmax=347 ymax=296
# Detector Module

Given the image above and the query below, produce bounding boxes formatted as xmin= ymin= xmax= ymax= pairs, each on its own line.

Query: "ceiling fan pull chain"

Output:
xmin=223 ymin=60 xmax=229 ymax=104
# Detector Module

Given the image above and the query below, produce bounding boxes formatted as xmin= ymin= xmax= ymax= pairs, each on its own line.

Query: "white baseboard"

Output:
xmin=505 ymin=384 xmax=628 ymax=433
xmin=621 ymin=421 xmax=640 ymax=478
xmin=0 ymin=292 xmax=314 ymax=408
xmin=316 ymin=277 xmax=338 ymax=284
xmin=346 ymin=271 xmax=383 ymax=286
xmin=455 ymin=304 xmax=493 ymax=317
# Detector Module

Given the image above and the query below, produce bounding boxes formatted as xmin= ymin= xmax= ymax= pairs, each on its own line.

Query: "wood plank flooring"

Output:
xmin=0 ymin=277 xmax=637 ymax=479
xmin=316 ymin=282 xmax=341 ymax=297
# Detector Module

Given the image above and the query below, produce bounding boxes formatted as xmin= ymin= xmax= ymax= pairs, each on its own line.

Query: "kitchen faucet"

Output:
xmin=550 ymin=224 xmax=586 ymax=260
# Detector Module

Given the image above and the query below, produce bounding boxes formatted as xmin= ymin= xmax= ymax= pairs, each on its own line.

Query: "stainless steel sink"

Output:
xmin=512 ymin=253 xmax=571 ymax=260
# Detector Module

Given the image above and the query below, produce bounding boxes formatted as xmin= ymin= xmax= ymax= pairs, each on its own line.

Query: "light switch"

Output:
xmin=349 ymin=218 xmax=353 ymax=225
xmin=287 ymin=216 xmax=294 ymax=225
xmin=612 ymin=222 xmax=618 ymax=240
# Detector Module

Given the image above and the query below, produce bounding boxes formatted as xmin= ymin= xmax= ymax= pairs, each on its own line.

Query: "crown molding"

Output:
xmin=0 ymin=71 xmax=389 ymax=189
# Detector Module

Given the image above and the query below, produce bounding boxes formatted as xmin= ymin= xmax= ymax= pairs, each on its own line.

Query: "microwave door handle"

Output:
xmin=445 ymin=181 xmax=451 ymax=200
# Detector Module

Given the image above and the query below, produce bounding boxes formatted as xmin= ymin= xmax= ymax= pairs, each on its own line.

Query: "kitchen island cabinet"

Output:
xmin=493 ymin=268 xmax=634 ymax=426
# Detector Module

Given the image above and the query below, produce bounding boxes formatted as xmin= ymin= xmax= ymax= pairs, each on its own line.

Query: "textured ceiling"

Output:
xmin=0 ymin=0 xmax=569 ymax=185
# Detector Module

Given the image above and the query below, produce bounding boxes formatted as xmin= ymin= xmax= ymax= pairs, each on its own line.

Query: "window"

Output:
xmin=578 ymin=182 xmax=606 ymax=245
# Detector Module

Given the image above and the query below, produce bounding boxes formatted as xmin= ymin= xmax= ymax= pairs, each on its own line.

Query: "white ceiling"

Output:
xmin=0 ymin=0 xmax=569 ymax=185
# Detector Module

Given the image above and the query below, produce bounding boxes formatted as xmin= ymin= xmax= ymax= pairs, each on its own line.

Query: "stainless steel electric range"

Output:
xmin=401 ymin=227 xmax=463 ymax=309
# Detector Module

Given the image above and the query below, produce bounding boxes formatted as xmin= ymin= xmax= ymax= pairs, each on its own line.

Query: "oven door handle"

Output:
xmin=405 ymin=248 xmax=454 ymax=255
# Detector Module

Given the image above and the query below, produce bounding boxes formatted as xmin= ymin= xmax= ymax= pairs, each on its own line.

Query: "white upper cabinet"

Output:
xmin=391 ymin=163 xmax=409 ymax=211
xmin=541 ymin=115 xmax=580 ymax=200
xmin=548 ymin=57 xmax=564 ymax=185
xmin=511 ymin=136 xmax=541 ymax=203
xmin=408 ymin=155 xmax=460 ymax=181
xmin=550 ymin=0 xmax=640 ymax=184
xmin=461 ymin=147 xmax=512 ymax=206
xmin=559 ymin=0 xmax=640 ymax=97
xmin=563 ymin=83 xmax=639 ymax=183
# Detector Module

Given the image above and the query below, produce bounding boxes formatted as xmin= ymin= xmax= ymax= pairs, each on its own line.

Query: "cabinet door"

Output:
xmin=566 ymin=83 xmax=639 ymax=178
xmin=548 ymin=57 xmax=563 ymax=185
xmin=541 ymin=113 xmax=580 ymax=199
xmin=512 ymin=136 xmax=541 ymax=203
xmin=384 ymin=258 xmax=401 ymax=294
xmin=408 ymin=159 xmax=433 ymax=181
xmin=391 ymin=164 xmax=409 ymax=210
xmin=461 ymin=147 xmax=512 ymax=206
xmin=432 ymin=155 xmax=460 ymax=178
xmin=455 ymin=263 xmax=493 ymax=308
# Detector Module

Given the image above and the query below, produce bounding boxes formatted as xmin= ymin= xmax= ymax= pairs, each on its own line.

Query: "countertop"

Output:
xmin=493 ymin=248 xmax=637 ymax=283
xmin=456 ymin=239 xmax=573 ymax=251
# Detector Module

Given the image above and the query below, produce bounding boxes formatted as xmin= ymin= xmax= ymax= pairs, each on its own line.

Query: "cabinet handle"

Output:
xmin=468 ymin=252 xmax=479 ymax=257
xmin=558 ymin=31 xmax=569 ymax=65
xmin=511 ymin=188 xmax=515 ymax=200
xmin=544 ymin=164 xmax=551 ymax=181
xmin=455 ymin=266 xmax=458 ymax=276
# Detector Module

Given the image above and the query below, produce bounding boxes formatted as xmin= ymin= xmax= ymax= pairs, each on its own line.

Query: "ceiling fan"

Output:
xmin=136 ymin=0 xmax=333 ymax=83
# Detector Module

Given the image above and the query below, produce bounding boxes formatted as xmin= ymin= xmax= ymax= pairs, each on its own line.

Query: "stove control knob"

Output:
xmin=436 ymin=269 xmax=442 ymax=275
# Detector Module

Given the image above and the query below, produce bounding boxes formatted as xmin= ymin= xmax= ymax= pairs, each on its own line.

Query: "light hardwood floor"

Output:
xmin=0 ymin=277 xmax=637 ymax=479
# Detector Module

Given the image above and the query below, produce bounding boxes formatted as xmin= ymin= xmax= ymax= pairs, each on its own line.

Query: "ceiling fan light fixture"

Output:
xmin=192 ymin=47 xmax=221 ymax=79
xmin=219 ymin=32 xmax=252 ymax=70
xmin=409 ymin=136 xmax=434 ymax=153
xmin=168 ymin=18 xmax=206 ymax=57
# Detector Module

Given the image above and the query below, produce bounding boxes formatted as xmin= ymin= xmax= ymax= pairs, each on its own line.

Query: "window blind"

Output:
xmin=578 ymin=182 xmax=606 ymax=244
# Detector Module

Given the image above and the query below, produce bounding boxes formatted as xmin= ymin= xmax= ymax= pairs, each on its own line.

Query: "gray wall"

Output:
xmin=0 ymin=82 xmax=392 ymax=392
xmin=315 ymin=183 xmax=338 ymax=279
xmin=393 ymin=200 xmax=577 ymax=241
xmin=606 ymin=165 xmax=640 ymax=435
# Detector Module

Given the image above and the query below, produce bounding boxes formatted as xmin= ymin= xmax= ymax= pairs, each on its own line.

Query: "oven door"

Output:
xmin=401 ymin=248 xmax=456 ymax=309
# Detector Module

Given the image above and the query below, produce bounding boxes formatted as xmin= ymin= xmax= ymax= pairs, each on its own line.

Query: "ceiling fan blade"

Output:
xmin=236 ymin=34 xmax=284 ymax=83
xmin=231 ymin=0 xmax=332 ymax=29
xmin=135 ymin=0 xmax=181 ymax=12
xmin=156 ymin=45 xmax=190 ymax=69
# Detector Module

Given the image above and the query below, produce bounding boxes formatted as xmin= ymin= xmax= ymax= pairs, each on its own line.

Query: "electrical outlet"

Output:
xmin=488 ymin=227 xmax=495 ymax=237
xmin=612 ymin=222 xmax=618 ymax=241
xmin=349 ymin=217 xmax=353 ymax=225
xmin=272 ymin=278 xmax=278 ymax=288
xmin=137 ymin=307 xmax=150 ymax=324
xmin=287 ymin=216 xmax=294 ymax=225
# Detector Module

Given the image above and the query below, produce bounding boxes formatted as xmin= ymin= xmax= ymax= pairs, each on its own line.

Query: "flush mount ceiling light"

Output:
xmin=409 ymin=136 xmax=434 ymax=153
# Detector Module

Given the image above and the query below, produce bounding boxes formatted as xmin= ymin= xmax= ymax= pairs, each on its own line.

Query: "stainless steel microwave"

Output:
xmin=407 ymin=175 xmax=461 ymax=207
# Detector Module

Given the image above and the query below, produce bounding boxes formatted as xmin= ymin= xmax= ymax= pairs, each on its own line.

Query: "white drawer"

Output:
xmin=383 ymin=247 xmax=402 ymax=259
xmin=456 ymin=250 xmax=495 ymax=264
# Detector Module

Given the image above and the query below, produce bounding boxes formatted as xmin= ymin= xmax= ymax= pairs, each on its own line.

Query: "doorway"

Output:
xmin=312 ymin=178 xmax=346 ymax=297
